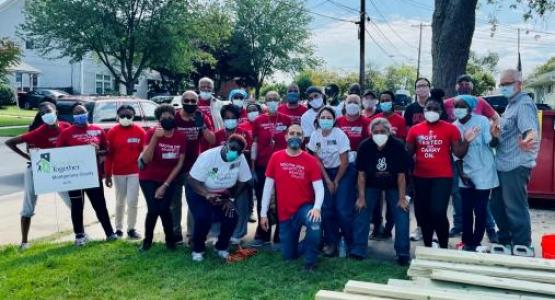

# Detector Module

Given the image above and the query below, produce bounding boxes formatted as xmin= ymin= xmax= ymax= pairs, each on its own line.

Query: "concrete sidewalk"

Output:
xmin=1 ymin=185 xmax=554 ymax=260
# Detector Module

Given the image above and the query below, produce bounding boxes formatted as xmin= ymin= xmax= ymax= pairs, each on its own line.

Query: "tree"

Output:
xmin=466 ymin=51 xmax=498 ymax=95
xmin=383 ymin=64 xmax=417 ymax=94
xmin=226 ymin=0 xmax=319 ymax=97
xmin=529 ymin=56 xmax=555 ymax=78
xmin=432 ymin=0 xmax=555 ymax=96
xmin=0 ymin=38 xmax=21 ymax=82
xmin=21 ymin=0 xmax=192 ymax=95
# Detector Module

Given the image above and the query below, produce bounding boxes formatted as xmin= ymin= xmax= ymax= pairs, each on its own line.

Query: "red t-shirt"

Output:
xmin=278 ymin=104 xmax=307 ymax=125
xmin=238 ymin=110 xmax=248 ymax=125
xmin=335 ymin=116 xmax=370 ymax=151
xmin=443 ymin=96 xmax=496 ymax=122
xmin=406 ymin=121 xmax=461 ymax=178
xmin=21 ymin=122 xmax=71 ymax=149
xmin=56 ymin=124 xmax=107 ymax=149
xmin=265 ymin=150 xmax=322 ymax=221
xmin=105 ymin=124 xmax=146 ymax=176
xmin=139 ymin=128 xmax=187 ymax=182
xmin=238 ymin=120 xmax=254 ymax=138
xmin=374 ymin=112 xmax=408 ymax=140
xmin=252 ymin=113 xmax=292 ymax=167
xmin=197 ymin=99 xmax=212 ymax=120
xmin=214 ymin=127 xmax=253 ymax=148
xmin=174 ymin=111 xmax=214 ymax=173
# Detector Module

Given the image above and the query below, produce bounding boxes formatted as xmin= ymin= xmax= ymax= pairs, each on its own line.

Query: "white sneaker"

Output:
xmin=75 ymin=235 xmax=88 ymax=247
xmin=410 ymin=227 xmax=423 ymax=241
xmin=490 ymin=243 xmax=511 ymax=255
xmin=230 ymin=237 xmax=241 ymax=245
xmin=19 ymin=243 xmax=30 ymax=250
xmin=192 ymin=252 xmax=205 ymax=262
xmin=431 ymin=241 xmax=439 ymax=249
xmin=217 ymin=250 xmax=230 ymax=259
xmin=512 ymin=245 xmax=535 ymax=257
xmin=475 ymin=246 xmax=489 ymax=253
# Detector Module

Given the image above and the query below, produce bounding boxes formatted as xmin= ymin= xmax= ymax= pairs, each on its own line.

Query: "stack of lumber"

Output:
xmin=316 ymin=246 xmax=555 ymax=300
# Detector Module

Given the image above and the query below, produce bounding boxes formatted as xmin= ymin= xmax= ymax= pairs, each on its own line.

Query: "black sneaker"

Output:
xmin=322 ymin=245 xmax=337 ymax=257
xmin=248 ymin=214 xmax=257 ymax=223
xmin=380 ymin=231 xmax=392 ymax=240
xmin=397 ymin=256 xmax=411 ymax=266
xmin=349 ymin=253 xmax=365 ymax=261
xmin=107 ymin=233 xmax=119 ymax=241
xmin=127 ymin=230 xmax=142 ymax=240
xmin=174 ymin=235 xmax=184 ymax=245
xmin=449 ymin=228 xmax=462 ymax=237
xmin=166 ymin=243 xmax=177 ymax=251
xmin=115 ymin=230 xmax=124 ymax=238
xmin=486 ymin=228 xmax=499 ymax=244
xmin=139 ymin=244 xmax=151 ymax=252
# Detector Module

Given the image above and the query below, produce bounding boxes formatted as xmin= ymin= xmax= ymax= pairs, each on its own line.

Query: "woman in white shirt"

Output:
xmin=307 ymin=106 xmax=351 ymax=257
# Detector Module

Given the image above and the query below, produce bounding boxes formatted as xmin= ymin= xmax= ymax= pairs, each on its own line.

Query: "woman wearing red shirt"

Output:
xmin=406 ymin=99 xmax=471 ymax=248
xmin=139 ymin=104 xmax=186 ymax=251
xmin=56 ymin=103 xmax=116 ymax=246
xmin=104 ymin=105 xmax=146 ymax=239
xmin=375 ymin=91 xmax=407 ymax=140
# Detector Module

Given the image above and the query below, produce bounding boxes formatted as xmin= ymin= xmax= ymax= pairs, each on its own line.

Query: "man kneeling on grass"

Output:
xmin=260 ymin=125 xmax=324 ymax=271
xmin=187 ymin=134 xmax=252 ymax=262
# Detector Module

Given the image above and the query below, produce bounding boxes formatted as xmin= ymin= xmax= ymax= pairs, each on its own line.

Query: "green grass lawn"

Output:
xmin=0 ymin=105 xmax=37 ymax=117
xmin=0 ymin=115 xmax=33 ymax=127
xmin=0 ymin=127 xmax=27 ymax=137
xmin=0 ymin=241 xmax=407 ymax=299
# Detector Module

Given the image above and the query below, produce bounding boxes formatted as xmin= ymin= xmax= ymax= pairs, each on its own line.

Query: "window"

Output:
xmin=95 ymin=74 xmax=113 ymax=94
xmin=548 ymin=84 xmax=554 ymax=94
xmin=127 ymin=102 xmax=143 ymax=121
xmin=25 ymin=39 xmax=34 ymax=50
xmin=141 ymin=102 xmax=158 ymax=121
xmin=93 ymin=102 xmax=118 ymax=123
xmin=15 ymin=72 xmax=22 ymax=83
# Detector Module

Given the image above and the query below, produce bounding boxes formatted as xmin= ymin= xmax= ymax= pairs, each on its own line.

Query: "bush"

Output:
xmin=0 ymin=83 xmax=15 ymax=107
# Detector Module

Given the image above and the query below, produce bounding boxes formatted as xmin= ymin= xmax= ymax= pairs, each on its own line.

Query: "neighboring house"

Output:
xmin=525 ymin=70 xmax=555 ymax=107
xmin=0 ymin=0 xmax=158 ymax=98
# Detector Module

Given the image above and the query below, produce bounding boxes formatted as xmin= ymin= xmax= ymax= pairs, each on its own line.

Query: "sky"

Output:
xmin=304 ymin=0 xmax=555 ymax=82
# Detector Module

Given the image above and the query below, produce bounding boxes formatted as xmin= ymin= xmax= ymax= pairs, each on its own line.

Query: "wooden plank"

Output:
xmin=315 ymin=290 xmax=392 ymax=300
xmin=344 ymin=280 xmax=501 ymax=300
xmin=415 ymin=247 xmax=555 ymax=271
xmin=430 ymin=270 xmax=555 ymax=297
xmin=409 ymin=259 xmax=555 ymax=284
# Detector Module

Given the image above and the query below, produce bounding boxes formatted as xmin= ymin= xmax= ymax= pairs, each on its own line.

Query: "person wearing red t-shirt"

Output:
xmin=229 ymin=88 xmax=250 ymax=124
xmin=362 ymin=90 xmax=380 ymax=118
xmin=197 ymin=77 xmax=226 ymax=130
xmin=104 ymin=105 xmax=146 ymax=240
xmin=250 ymin=91 xmax=292 ymax=247
xmin=56 ymin=103 xmax=116 ymax=246
xmin=260 ymin=125 xmax=324 ymax=270
xmin=173 ymin=90 xmax=216 ymax=244
xmin=139 ymin=104 xmax=186 ymax=251
xmin=406 ymin=99 xmax=472 ymax=249
xmin=5 ymin=101 xmax=71 ymax=249
xmin=277 ymin=83 xmax=308 ymax=125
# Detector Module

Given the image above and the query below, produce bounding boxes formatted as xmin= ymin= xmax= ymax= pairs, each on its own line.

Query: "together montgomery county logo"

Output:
xmin=36 ymin=152 xmax=90 ymax=180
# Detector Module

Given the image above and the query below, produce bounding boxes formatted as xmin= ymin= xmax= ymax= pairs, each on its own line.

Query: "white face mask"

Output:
xmin=118 ymin=117 xmax=133 ymax=127
xmin=199 ymin=91 xmax=212 ymax=100
xmin=362 ymin=99 xmax=377 ymax=110
xmin=232 ymin=99 xmax=244 ymax=108
xmin=424 ymin=111 xmax=440 ymax=123
xmin=309 ymin=97 xmax=323 ymax=109
xmin=41 ymin=112 xmax=57 ymax=125
xmin=266 ymin=101 xmax=278 ymax=113
xmin=372 ymin=134 xmax=388 ymax=147
xmin=247 ymin=111 xmax=259 ymax=122
xmin=345 ymin=103 xmax=360 ymax=116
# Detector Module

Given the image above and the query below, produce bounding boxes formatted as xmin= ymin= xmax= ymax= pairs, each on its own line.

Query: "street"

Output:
xmin=0 ymin=137 xmax=26 ymax=196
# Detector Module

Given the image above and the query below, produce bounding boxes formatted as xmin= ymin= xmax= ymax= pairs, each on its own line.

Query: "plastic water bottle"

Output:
xmin=338 ymin=238 xmax=347 ymax=258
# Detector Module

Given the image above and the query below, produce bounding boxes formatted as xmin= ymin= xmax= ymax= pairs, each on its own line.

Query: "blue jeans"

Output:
xmin=279 ymin=204 xmax=321 ymax=265
xmin=352 ymin=187 xmax=410 ymax=258
xmin=322 ymin=165 xmax=356 ymax=247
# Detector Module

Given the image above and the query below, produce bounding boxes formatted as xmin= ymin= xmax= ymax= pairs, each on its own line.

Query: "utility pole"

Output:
xmin=517 ymin=28 xmax=523 ymax=74
xmin=358 ymin=0 xmax=366 ymax=88
xmin=411 ymin=23 xmax=431 ymax=80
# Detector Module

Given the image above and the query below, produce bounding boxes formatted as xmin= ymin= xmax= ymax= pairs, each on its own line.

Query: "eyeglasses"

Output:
xmin=425 ymin=107 xmax=441 ymax=112
xmin=416 ymin=84 xmax=429 ymax=89
xmin=119 ymin=113 xmax=133 ymax=119
xmin=233 ymin=95 xmax=246 ymax=100
xmin=182 ymin=99 xmax=197 ymax=104
xmin=499 ymin=81 xmax=515 ymax=87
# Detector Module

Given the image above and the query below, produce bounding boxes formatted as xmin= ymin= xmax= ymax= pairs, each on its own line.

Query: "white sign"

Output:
xmin=31 ymin=145 xmax=99 ymax=195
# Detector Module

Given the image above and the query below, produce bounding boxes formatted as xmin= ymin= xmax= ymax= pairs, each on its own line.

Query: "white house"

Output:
xmin=525 ymin=70 xmax=555 ymax=107
xmin=0 ymin=0 xmax=156 ymax=98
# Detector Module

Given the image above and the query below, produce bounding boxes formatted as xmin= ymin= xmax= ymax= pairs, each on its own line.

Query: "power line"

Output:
xmin=325 ymin=0 xmax=359 ymax=13
xmin=273 ymin=0 xmax=357 ymax=23
xmin=368 ymin=0 xmax=417 ymax=49
xmin=366 ymin=19 xmax=412 ymax=61
xmin=365 ymin=28 xmax=400 ymax=64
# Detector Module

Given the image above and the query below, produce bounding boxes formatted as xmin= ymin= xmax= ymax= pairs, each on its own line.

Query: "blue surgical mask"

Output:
xmin=287 ymin=137 xmax=302 ymax=150
xmin=453 ymin=108 xmax=469 ymax=120
xmin=41 ymin=112 xmax=57 ymax=125
xmin=287 ymin=92 xmax=300 ymax=104
xmin=318 ymin=118 xmax=334 ymax=130
xmin=499 ymin=85 xmax=515 ymax=99
xmin=225 ymin=150 xmax=239 ymax=162
xmin=379 ymin=102 xmax=392 ymax=112
xmin=224 ymin=119 xmax=238 ymax=130
xmin=73 ymin=113 xmax=88 ymax=125
xmin=267 ymin=101 xmax=278 ymax=113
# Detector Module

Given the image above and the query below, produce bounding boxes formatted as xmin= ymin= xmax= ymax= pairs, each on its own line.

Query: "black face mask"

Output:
xmin=183 ymin=104 xmax=198 ymax=114
xmin=160 ymin=118 xmax=176 ymax=130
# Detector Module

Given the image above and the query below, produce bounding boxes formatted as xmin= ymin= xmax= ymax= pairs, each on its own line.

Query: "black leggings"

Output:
xmin=140 ymin=180 xmax=176 ymax=247
xmin=413 ymin=177 xmax=452 ymax=248
xmin=69 ymin=183 xmax=114 ymax=238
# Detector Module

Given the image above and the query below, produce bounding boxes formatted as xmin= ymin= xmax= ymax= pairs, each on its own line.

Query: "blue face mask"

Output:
xmin=225 ymin=150 xmax=239 ymax=162
xmin=453 ymin=108 xmax=469 ymax=120
xmin=499 ymin=85 xmax=515 ymax=99
xmin=379 ymin=102 xmax=393 ymax=112
xmin=287 ymin=92 xmax=300 ymax=104
xmin=73 ymin=113 xmax=88 ymax=125
xmin=224 ymin=119 xmax=238 ymax=130
xmin=318 ymin=118 xmax=334 ymax=130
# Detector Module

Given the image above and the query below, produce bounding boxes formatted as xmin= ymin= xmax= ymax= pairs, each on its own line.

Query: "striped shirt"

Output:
xmin=496 ymin=92 xmax=539 ymax=172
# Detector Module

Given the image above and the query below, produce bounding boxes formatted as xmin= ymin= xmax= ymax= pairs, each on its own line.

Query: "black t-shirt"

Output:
xmin=356 ymin=137 xmax=409 ymax=189
xmin=403 ymin=102 xmax=424 ymax=127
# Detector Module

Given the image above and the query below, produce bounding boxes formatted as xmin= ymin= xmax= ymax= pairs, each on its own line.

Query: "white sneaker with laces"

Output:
xmin=410 ymin=227 xmax=423 ymax=241
xmin=19 ymin=243 xmax=30 ymax=250
xmin=431 ymin=241 xmax=439 ymax=249
xmin=192 ymin=252 xmax=204 ymax=262
xmin=75 ymin=235 xmax=88 ymax=247
xmin=512 ymin=245 xmax=535 ymax=257
xmin=217 ymin=250 xmax=230 ymax=259
xmin=475 ymin=246 xmax=489 ymax=253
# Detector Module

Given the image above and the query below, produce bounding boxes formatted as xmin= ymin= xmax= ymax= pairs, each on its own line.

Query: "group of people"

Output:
xmin=6 ymin=69 xmax=540 ymax=271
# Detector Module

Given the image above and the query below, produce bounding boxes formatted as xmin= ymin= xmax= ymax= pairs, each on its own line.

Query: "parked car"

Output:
xmin=18 ymin=89 xmax=70 ymax=109
xmin=483 ymin=93 xmax=550 ymax=115
xmin=394 ymin=89 xmax=412 ymax=107
xmin=56 ymin=96 xmax=159 ymax=131
xmin=151 ymin=95 xmax=182 ymax=109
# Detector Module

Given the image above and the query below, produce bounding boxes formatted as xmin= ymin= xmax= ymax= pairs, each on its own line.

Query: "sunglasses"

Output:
xmin=233 ymin=95 xmax=246 ymax=100
xmin=182 ymin=98 xmax=197 ymax=104
xmin=119 ymin=113 xmax=133 ymax=119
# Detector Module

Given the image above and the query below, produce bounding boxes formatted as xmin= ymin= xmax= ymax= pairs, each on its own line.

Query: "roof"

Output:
xmin=526 ymin=71 xmax=555 ymax=88
xmin=7 ymin=61 xmax=41 ymax=73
